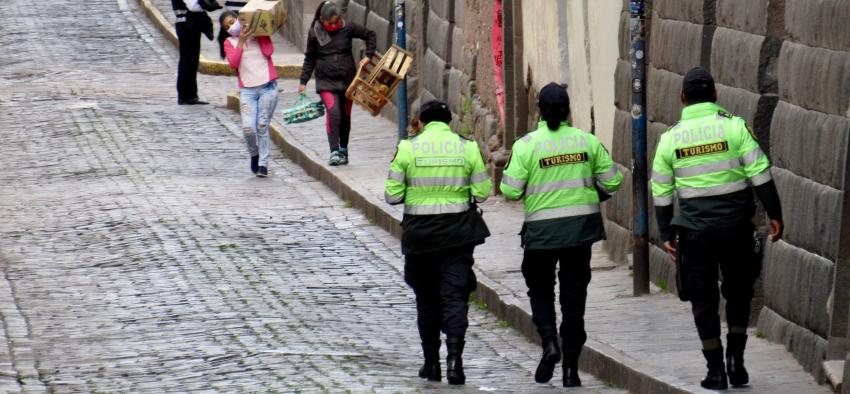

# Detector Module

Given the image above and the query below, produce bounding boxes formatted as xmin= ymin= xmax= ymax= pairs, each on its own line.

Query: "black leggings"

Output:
xmin=319 ymin=91 xmax=352 ymax=153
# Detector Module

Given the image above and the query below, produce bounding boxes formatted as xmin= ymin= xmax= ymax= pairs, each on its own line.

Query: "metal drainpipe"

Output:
xmin=395 ymin=0 xmax=408 ymax=140
xmin=630 ymin=0 xmax=650 ymax=296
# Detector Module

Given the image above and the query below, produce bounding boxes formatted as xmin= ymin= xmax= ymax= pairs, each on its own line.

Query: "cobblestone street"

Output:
xmin=0 ymin=0 xmax=624 ymax=392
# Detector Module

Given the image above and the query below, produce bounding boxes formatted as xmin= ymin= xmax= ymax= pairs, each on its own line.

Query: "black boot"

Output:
xmin=445 ymin=337 xmax=465 ymax=385
xmin=562 ymin=348 xmax=582 ymax=387
xmin=418 ymin=340 xmax=441 ymax=381
xmin=726 ymin=334 xmax=749 ymax=387
xmin=701 ymin=347 xmax=729 ymax=390
xmin=534 ymin=329 xmax=561 ymax=383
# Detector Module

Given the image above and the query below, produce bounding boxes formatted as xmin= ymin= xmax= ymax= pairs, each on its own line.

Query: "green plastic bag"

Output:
xmin=282 ymin=94 xmax=325 ymax=124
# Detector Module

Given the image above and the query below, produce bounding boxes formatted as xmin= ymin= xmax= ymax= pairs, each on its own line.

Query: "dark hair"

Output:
xmin=683 ymin=86 xmax=716 ymax=105
xmin=538 ymin=101 xmax=570 ymax=131
xmin=217 ymin=10 xmax=238 ymax=60
xmin=312 ymin=1 xmax=340 ymax=29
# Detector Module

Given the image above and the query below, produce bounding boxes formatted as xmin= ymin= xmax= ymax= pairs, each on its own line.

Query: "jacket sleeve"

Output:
xmin=651 ymin=134 xmax=675 ymax=207
xmin=467 ymin=141 xmax=492 ymax=203
xmin=224 ymin=39 xmax=242 ymax=70
xmin=385 ymin=141 xmax=409 ymax=205
xmin=737 ymin=119 xmax=772 ymax=186
xmin=651 ymin=134 xmax=676 ymax=241
xmin=754 ymin=180 xmax=783 ymax=221
xmin=300 ymin=32 xmax=317 ymax=86
xmin=349 ymin=22 xmax=377 ymax=58
xmin=500 ymin=140 xmax=529 ymax=201
xmin=591 ymin=137 xmax=623 ymax=194
xmin=259 ymin=36 xmax=275 ymax=58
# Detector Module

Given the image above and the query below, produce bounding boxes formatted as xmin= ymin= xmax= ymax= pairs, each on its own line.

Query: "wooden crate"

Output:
xmin=346 ymin=45 xmax=414 ymax=116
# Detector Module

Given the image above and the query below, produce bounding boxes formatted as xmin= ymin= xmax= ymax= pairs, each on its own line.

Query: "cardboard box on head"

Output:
xmin=238 ymin=0 xmax=287 ymax=37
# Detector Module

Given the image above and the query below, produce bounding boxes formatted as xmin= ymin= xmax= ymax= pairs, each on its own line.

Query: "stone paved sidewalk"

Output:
xmin=240 ymin=54 xmax=832 ymax=394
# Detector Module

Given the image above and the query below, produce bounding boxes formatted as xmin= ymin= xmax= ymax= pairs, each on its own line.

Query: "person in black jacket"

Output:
xmin=172 ymin=0 xmax=219 ymax=105
xmin=298 ymin=1 xmax=376 ymax=166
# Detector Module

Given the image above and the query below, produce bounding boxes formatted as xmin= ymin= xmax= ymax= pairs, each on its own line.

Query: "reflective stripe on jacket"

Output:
xmin=651 ymin=102 xmax=771 ymax=208
xmin=385 ymin=121 xmax=491 ymax=215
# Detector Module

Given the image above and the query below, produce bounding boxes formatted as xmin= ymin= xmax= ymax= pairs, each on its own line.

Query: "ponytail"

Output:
xmin=539 ymin=103 xmax=570 ymax=131
xmin=536 ymin=82 xmax=571 ymax=131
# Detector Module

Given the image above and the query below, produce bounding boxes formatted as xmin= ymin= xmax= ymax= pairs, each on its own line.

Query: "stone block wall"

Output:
xmin=281 ymin=0 xmax=324 ymax=53
xmin=340 ymin=0 xmax=501 ymax=164
xmin=610 ymin=0 xmax=850 ymax=382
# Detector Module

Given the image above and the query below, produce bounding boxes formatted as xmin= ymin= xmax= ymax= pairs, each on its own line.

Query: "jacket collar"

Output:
xmin=422 ymin=121 xmax=452 ymax=134
xmin=536 ymin=120 xmax=570 ymax=131
xmin=681 ymin=102 xmax=726 ymax=121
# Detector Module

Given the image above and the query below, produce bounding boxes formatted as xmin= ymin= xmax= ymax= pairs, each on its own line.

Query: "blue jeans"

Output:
xmin=239 ymin=80 xmax=278 ymax=167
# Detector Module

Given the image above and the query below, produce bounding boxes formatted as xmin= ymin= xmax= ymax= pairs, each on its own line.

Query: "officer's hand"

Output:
xmin=769 ymin=219 xmax=784 ymax=242
xmin=663 ymin=240 xmax=678 ymax=263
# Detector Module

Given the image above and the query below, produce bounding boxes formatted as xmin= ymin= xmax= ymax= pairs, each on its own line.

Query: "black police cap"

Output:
xmin=682 ymin=67 xmax=715 ymax=94
xmin=418 ymin=100 xmax=452 ymax=124
xmin=538 ymin=82 xmax=570 ymax=107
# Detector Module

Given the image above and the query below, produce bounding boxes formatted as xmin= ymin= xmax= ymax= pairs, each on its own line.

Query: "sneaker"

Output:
xmin=329 ymin=151 xmax=341 ymax=166
xmin=257 ymin=166 xmax=268 ymax=177
xmin=250 ymin=156 xmax=259 ymax=174
xmin=338 ymin=149 xmax=349 ymax=165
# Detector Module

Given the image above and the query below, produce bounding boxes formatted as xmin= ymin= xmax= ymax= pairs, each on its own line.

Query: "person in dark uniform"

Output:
xmin=500 ymin=83 xmax=623 ymax=387
xmin=171 ymin=0 xmax=219 ymax=105
xmin=384 ymin=101 xmax=492 ymax=385
xmin=651 ymin=67 xmax=784 ymax=390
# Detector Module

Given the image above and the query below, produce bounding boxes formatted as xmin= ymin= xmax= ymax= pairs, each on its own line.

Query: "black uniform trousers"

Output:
xmin=521 ymin=243 xmax=592 ymax=356
xmin=678 ymin=227 xmax=760 ymax=342
xmin=404 ymin=245 xmax=477 ymax=344
xmin=176 ymin=22 xmax=201 ymax=102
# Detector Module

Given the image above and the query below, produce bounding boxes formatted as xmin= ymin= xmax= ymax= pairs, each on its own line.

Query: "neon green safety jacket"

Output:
xmin=384 ymin=121 xmax=492 ymax=254
xmin=385 ymin=121 xmax=491 ymax=213
xmin=651 ymin=102 xmax=773 ymax=236
xmin=501 ymin=121 xmax=623 ymax=249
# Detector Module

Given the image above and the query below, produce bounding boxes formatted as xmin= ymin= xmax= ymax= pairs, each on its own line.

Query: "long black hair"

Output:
xmin=311 ymin=1 xmax=340 ymax=29
xmin=217 ymin=10 xmax=238 ymax=59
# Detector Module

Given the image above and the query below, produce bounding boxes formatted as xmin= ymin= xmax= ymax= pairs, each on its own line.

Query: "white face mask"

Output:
xmin=228 ymin=20 xmax=242 ymax=37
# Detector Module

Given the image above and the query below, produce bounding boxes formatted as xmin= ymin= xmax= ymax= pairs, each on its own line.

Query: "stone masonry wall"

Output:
xmin=611 ymin=0 xmax=850 ymax=382
xmin=341 ymin=0 xmax=502 ymax=165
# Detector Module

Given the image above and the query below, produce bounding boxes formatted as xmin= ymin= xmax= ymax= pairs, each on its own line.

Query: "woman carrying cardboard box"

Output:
xmin=218 ymin=10 xmax=280 ymax=178
xmin=298 ymin=1 xmax=377 ymax=166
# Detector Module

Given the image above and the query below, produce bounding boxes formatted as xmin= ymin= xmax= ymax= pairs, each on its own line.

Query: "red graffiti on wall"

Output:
xmin=492 ymin=0 xmax=505 ymax=126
